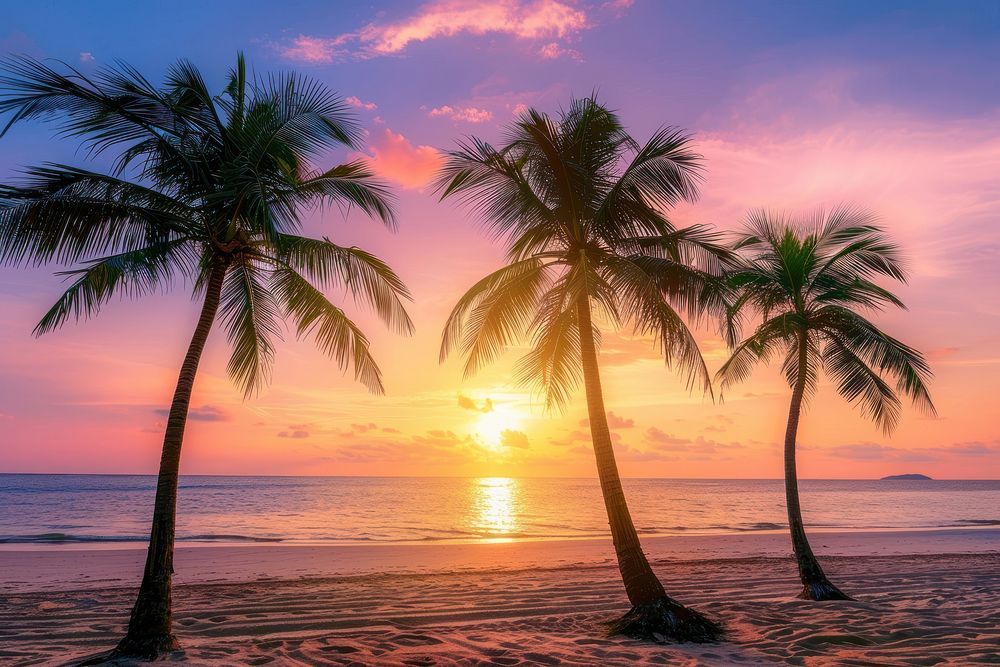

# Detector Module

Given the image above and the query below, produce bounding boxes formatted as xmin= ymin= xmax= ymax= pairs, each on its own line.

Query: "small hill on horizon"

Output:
xmin=881 ymin=473 xmax=933 ymax=480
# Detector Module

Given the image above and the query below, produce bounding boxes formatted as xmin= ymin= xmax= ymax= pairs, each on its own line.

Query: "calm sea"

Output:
xmin=0 ymin=475 xmax=997 ymax=547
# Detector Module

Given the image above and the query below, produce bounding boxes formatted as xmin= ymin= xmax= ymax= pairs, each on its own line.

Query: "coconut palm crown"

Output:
xmin=717 ymin=207 xmax=935 ymax=599
xmin=435 ymin=96 xmax=731 ymax=641
xmin=0 ymin=54 xmax=412 ymax=658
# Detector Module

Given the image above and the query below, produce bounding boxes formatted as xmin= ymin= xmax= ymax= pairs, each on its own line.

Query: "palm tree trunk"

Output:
xmin=784 ymin=331 xmax=852 ymax=601
xmin=112 ymin=259 xmax=229 ymax=658
xmin=576 ymin=297 xmax=720 ymax=642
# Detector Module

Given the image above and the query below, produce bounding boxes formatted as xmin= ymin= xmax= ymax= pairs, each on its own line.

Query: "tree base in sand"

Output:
xmin=799 ymin=579 xmax=854 ymax=601
xmin=74 ymin=633 xmax=180 ymax=664
xmin=608 ymin=597 xmax=723 ymax=643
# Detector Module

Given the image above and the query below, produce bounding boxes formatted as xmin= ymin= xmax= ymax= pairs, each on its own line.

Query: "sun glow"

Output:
xmin=473 ymin=404 xmax=522 ymax=449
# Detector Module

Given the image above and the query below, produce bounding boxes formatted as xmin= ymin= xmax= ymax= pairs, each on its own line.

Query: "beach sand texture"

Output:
xmin=1 ymin=531 xmax=998 ymax=666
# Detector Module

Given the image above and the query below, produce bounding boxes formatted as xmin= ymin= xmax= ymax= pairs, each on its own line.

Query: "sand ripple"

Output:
xmin=1 ymin=553 xmax=998 ymax=666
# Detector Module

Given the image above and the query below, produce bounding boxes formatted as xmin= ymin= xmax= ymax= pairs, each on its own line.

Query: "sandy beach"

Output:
xmin=2 ymin=529 xmax=998 ymax=666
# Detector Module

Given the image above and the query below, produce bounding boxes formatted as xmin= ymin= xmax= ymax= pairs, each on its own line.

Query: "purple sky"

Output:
xmin=1 ymin=1 xmax=998 ymax=478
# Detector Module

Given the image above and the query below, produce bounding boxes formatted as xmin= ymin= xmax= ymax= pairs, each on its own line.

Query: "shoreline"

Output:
xmin=3 ymin=520 xmax=999 ymax=549
xmin=3 ymin=527 xmax=997 ymax=594
xmin=2 ymin=521 xmax=998 ymax=551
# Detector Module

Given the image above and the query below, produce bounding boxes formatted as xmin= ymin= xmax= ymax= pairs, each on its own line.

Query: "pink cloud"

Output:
xmin=537 ymin=42 xmax=582 ymax=61
xmin=356 ymin=128 xmax=443 ymax=190
xmin=282 ymin=0 xmax=590 ymax=62
xmin=364 ymin=0 xmax=587 ymax=54
xmin=426 ymin=105 xmax=493 ymax=123
xmin=345 ymin=96 xmax=378 ymax=110
xmin=281 ymin=34 xmax=351 ymax=63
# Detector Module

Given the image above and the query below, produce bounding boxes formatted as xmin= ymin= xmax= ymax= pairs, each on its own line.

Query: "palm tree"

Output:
xmin=434 ymin=97 xmax=729 ymax=641
xmin=0 ymin=55 xmax=412 ymax=658
xmin=717 ymin=208 xmax=935 ymax=600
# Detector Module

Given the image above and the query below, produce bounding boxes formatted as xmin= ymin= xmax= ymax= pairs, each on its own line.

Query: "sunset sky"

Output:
xmin=1 ymin=0 xmax=997 ymax=479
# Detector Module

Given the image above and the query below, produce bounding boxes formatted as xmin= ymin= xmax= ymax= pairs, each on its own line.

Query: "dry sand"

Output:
xmin=1 ymin=529 xmax=998 ymax=666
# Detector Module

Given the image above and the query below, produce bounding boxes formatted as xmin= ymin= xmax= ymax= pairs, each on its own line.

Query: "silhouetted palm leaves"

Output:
xmin=0 ymin=53 xmax=411 ymax=657
xmin=437 ymin=96 xmax=728 ymax=641
xmin=718 ymin=207 xmax=935 ymax=599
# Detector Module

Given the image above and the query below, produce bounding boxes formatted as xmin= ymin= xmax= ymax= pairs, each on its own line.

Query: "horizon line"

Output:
xmin=1 ymin=472 xmax=992 ymax=481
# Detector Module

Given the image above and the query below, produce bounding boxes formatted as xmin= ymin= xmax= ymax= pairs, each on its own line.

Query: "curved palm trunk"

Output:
xmin=576 ymin=298 xmax=721 ymax=642
xmin=111 ymin=260 xmax=228 ymax=659
xmin=784 ymin=332 xmax=852 ymax=601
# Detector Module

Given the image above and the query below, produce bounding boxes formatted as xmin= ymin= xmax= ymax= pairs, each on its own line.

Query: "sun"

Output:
xmin=473 ymin=405 xmax=521 ymax=449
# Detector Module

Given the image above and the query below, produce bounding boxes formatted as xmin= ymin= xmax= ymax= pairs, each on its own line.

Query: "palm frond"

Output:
xmin=822 ymin=334 xmax=902 ymax=433
xmin=163 ymin=59 xmax=226 ymax=139
xmin=274 ymin=233 xmax=413 ymax=335
xmin=603 ymin=254 xmax=713 ymax=394
xmin=515 ymin=107 xmax=584 ymax=236
xmin=514 ymin=285 xmax=583 ymax=412
xmin=241 ymin=70 xmax=360 ymax=165
xmin=592 ymin=127 xmax=701 ymax=244
xmin=433 ymin=137 xmax=557 ymax=243
xmin=298 ymin=161 xmax=397 ymax=229
xmin=780 ymin=333 xmax=821 ymax=398
xmin=271 ymin=264 xmax=384 ymax=394
xmin=439 ymin=257 xmax=551 ymax=363
xmin=715 ymin=313 xmax=797 ymax=392
xmin=812 ymin=276 xmax=907 ymax=310
xmin=459 ymin=260 xmax=553 ymax=378
xmin=219 ymin=258 xmax=282 ymax=398
xmin=624 ymin=223 xmax=735 ymax=275
xmin=0 ymin=165 xmax=195 ymax=265
xmin=34 ymin=239 xmax=197 ymax=334
xmin=220 ymin=52 xmax=248 ymax=130
xmin=0 ymin=55 xmax=181 ymax=151
xmin=815 ymin=306 xmax=935 ymax=415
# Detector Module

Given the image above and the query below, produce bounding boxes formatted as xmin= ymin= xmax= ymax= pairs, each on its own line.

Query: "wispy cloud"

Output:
xmin=602 ymin=0 xmax=634 ymax=14
xmin=537 ymin=42 xmax=582 ymax=61
xmin=345 ymin=96 xmax=377 ymax=110
xmin=579 ymin=411 xmax=634 ymax=429
xmin=426 ymin=105 xmax=493 ymax=123
xmin=501 ymin=429 xmax=530 ymax=448
xmin=458 ymin=394 xmax=494 ymax=413
xmin=280 ymin=0 xmax=592 ymax=63
xmin=154 ymin=404 xmax=230 ymax=422
xmin=823 ymin=440 xmax=1000 ymax=463
xmin=281 ymin=35 xmax=352 ymax=63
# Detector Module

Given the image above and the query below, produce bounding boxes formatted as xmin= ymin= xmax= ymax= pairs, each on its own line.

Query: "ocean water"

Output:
xmin=0 ymin=475 xmax=997 ymax=547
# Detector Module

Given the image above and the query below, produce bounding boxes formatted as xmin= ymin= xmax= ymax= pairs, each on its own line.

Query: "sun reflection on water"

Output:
xmin=470 ymin=477 xmax=519 ymax=542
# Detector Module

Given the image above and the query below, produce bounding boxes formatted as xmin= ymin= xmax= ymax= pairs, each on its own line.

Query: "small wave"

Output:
xmin=180 ymin=534 xmax=284 ymax=543
xmin=733 ymin=522 xmax=785 ymax=532
xmin=640 ymin=522 xmax=787 ymax=533
xmin=951 ymin=519 xmax=1000 ymax=526
xmin=0 ymin=533 xmax=284 ymax=544
xmin=0 ymin=533 xmax=147 ymax=544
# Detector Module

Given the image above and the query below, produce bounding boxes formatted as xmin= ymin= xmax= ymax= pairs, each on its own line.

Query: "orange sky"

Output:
xmin=1 ymin=0 xmax=998 ymax=479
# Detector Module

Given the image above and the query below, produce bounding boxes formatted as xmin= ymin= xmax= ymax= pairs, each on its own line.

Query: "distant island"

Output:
xmin=881 ymin=473 xmax=933 ymax=480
